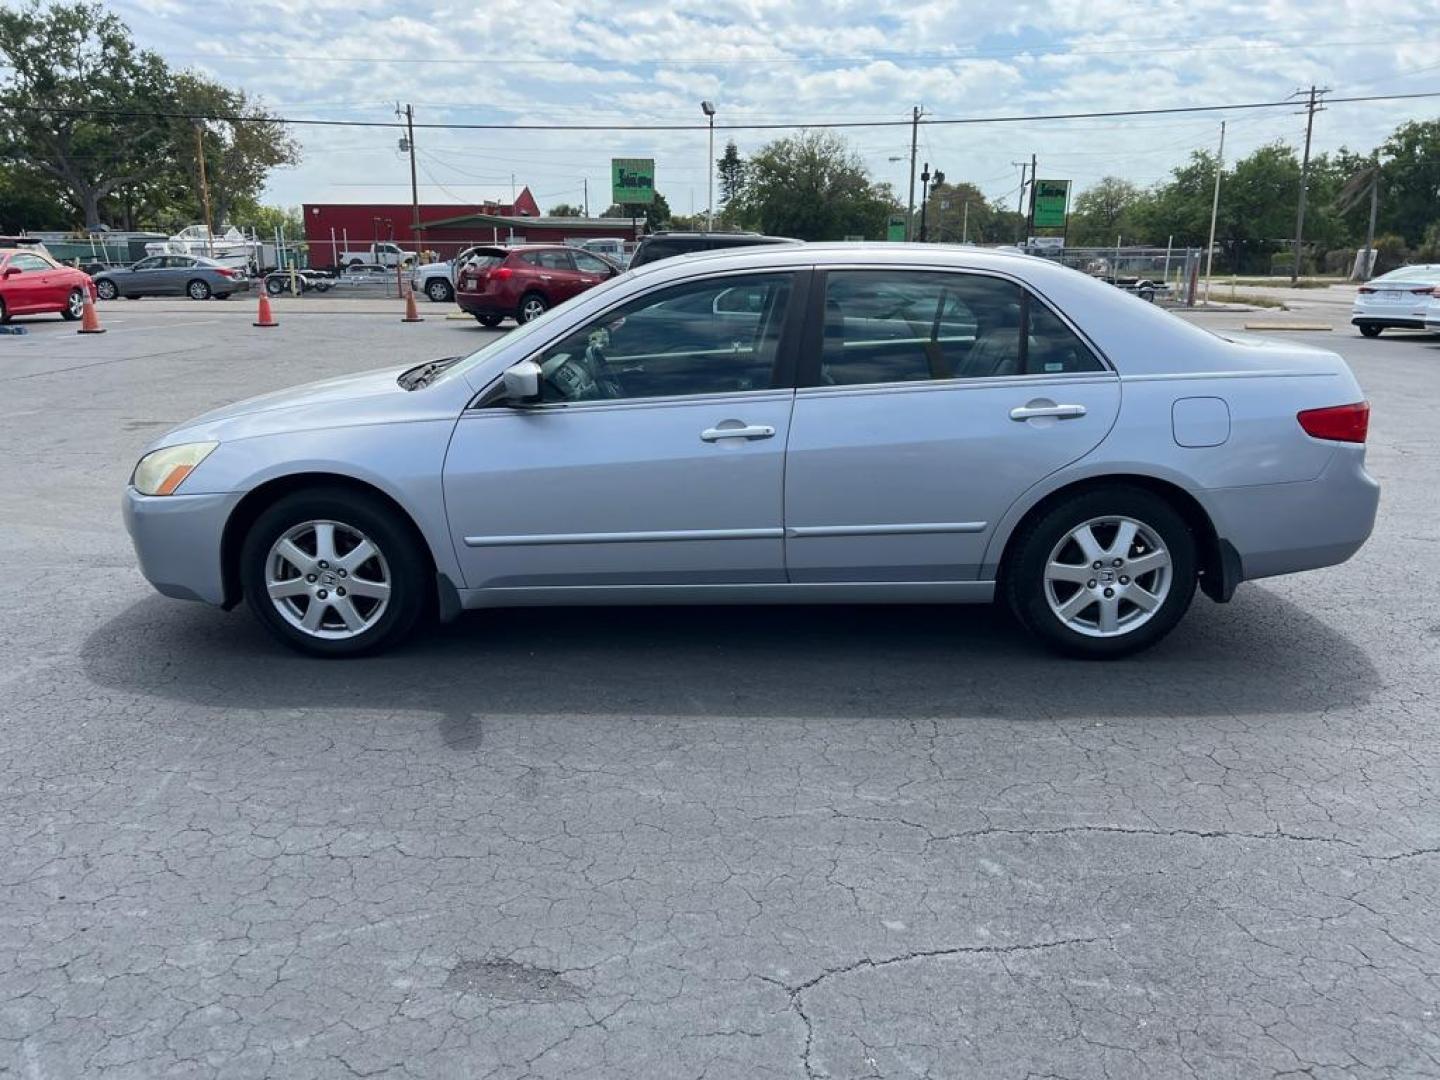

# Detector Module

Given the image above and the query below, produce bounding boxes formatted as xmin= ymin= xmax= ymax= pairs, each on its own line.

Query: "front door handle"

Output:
xmin=1010 ymin=403 xmax=1087 ymax=421
xmin=700 ymin=422 xmax=776 ymax=442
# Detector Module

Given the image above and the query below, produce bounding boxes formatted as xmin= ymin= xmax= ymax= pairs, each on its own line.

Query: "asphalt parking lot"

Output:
xmin=2 ymin=297 xmax=1438 ymax=1079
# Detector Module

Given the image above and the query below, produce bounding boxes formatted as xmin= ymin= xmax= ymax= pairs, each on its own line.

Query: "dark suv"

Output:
xmin=454 ymin=245 xmax=621 ymax=326
xmin=628 ymin=231 xmax=800 ymax=269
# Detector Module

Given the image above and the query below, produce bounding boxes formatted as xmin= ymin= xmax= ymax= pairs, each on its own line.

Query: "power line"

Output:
xmin=4 ymin=89 xmax=1438 ymax=132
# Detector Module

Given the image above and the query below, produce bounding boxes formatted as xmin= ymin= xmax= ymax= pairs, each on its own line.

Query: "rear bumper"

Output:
xmin=122 ymin=488 xmax=239 ymax=606
xmin=455 ymin=291 xmax=512 ymax=316
xmin=1202 ymin=446 xmax=1379 ymax=582
xmin=1352 ymin=316 xmax=1425 ymax=329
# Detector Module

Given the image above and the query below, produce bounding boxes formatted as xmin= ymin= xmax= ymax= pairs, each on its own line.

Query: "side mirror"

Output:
xmin=502 ymin=360 xmax=542 ymax=404
xmin=2 ymin=267 xmax=19 ymax=278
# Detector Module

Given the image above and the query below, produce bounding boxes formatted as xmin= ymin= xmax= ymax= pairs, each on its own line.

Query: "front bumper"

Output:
xmin=1202 ymin=446 xmax=1379 ymax=582
xmin=122 ymin=488 xmax=240 ymax=606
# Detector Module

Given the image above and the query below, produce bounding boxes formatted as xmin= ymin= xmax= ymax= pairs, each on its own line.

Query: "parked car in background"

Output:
xmin=0 ymin=247 xmax=92 ymax=323
xmin=123 ymin=244 xmax=1378 ymax=660
xmin=628 ymin=231 xmax=800 ymax=268
xmin=454 ymin=244 xmax=620 ymax=325
xmin=410 ymin=253 xmax=474 ymax=303
xmin=338 ymin=242 xmax=416 ymax=269
xmin=1351 ymin=264 xmax=1440 ymax=336
xmin=93 ymin=255 xmax=251 ymax=301
xmin=576 ymin=237 xmax=631 ymax=267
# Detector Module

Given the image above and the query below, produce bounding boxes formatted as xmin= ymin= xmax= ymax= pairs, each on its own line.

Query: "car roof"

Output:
xmin=625 ymin=241 xmax=1040 ymax=280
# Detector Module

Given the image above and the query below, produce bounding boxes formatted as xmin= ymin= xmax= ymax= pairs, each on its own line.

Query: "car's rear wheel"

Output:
xmin=61 ymin=287 xmax=85 ymax=320
xmin=476 ymin=313 xmax=504 ymax=327
xmin=1005 ymin=487 xmax=1197 ymax=659
xmin=266 ymin=277 xmax=285 ymax=296
xmin=240 ymin=489 xmax=429 ymax=658
xmin=95 ymin=279 xmax=118 ymax=301
xmin=0 ymin=297 xmax=8 ymax=324
xmin=1358 ymin=324 xmax=1382 ymax=338
xmin=426 ymin=278 xmax=453 ymax=303
xmin=517 ymin=292 xmax=547 ymax=323
xmin=187 ymin=278 xmax=212 ymax=300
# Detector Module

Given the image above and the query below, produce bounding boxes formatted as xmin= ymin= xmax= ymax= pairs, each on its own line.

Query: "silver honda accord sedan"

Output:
xmin=123 ymin=244 xmax=1379 ymax=659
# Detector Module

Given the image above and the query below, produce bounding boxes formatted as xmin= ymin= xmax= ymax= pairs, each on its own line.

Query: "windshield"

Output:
xmin=431 ymin=269 xmax=637 ymax=386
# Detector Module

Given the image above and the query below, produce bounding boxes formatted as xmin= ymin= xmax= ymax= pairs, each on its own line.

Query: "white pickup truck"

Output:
xmin=338 ymin=242 xmax=416 ymax=268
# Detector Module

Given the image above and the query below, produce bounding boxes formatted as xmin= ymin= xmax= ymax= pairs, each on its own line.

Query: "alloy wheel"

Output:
xmin=264 ymin=520 xmax=392 ymax=640
xmin=67 ymin=289 xmax=85 ymax=317
xmin=520 ymin=297 xmax=546 ymax=322
xmin=96 ymin=280 xmax=117 ymax=300
xmin=1042 ymin=515 xmax=1172 ymax=638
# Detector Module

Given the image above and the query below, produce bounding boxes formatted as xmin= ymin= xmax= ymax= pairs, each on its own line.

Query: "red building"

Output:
xmin=303 ymin=190 xmax=546 ymax=266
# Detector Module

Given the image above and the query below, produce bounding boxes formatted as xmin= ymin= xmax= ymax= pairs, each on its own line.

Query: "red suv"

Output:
xmin=454 ymin=245 xmax=620 ymax=326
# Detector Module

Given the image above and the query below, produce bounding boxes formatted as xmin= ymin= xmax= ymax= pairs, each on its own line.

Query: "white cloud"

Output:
xmin=98 ymin=0 xmax=1440 ymax=210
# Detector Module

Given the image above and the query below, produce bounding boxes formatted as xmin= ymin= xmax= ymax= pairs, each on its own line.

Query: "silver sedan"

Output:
xmin=123 ymin=244 xmax=1379 ymax=659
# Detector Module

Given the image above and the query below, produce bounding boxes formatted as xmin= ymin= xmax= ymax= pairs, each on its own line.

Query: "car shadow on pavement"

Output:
xmin=81 ymin=584 xmax=1378 ymax=740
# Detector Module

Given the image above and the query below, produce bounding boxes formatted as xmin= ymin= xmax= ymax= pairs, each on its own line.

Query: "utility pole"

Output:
xmin=1363 ymin=169 xmax=1379 ymax=280
xmin=583 ymin=177 xmax=589 ymax=218
xmin=1291 ymin=85 xmax=1328 ymax=285
xmin=401 ymin=104 xmax=421 ymax=256
xmin=702 ymin=100 xmax=716 ymax=232
xmin=193 ymin=122 xmax=214 ymax=259
xmin=906 ymin=106 xmax=922 ymax=241
xmin=962 ymin=200 xmax=969 ymax=244
xmin=1025 ymin=152 xmax=1037 ymax=242
xmin=1012 ymin=160 xmax=1030 ymax=243
xmin=1204 ymin=120 xmax=1226 ymax=304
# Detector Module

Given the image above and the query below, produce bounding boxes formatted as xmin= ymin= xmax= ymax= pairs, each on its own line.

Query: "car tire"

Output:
xmin=1358 ymin=324 xmax=1382 ymax=338
xmin=476 ymin=313 xmax=504 ymax=327
xmin=95 ymin=279 xmax=118 ymax=301
xmin=187 ymin=279 xmax=212 ymax=300
xmin=517 ymin=292 xmax=547 ymax=323
xmin=61 ymin=287 xmax=84 ymax=320
xmin=240 ymin=487 xmax=430 ymax=658
xmin=1005 ymin=486 xmax=1197 ymax=660
xmin=0 ymin=297 xmax=8 ymax=324
xmin=215 ymin=293 xmax=230 ymax=300
xmin=266 ymin=277 xmax=285 ymax=296
xmin=426 ymin=278 xmax=453 ymax=303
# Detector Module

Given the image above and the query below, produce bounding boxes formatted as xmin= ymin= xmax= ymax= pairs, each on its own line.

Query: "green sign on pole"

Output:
xmin=611 ymin=158 xmax=655 ymax=205
xmin=1032 ymin=179 xmax=1070 ymax=229
xmin=886 ymin=214 xmax=906 ymax=242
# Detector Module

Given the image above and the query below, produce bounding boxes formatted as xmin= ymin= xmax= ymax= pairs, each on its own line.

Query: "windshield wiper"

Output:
xmin=399 ymin=355 xmax=461 ymax=390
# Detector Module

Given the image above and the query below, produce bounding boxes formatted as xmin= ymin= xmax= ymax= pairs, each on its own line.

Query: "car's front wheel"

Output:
xmin=1005 ymin=487 xmax=1197 ymax=659
xmin=240 ymin=488 xmax=429 ymax=657
xmin=187 ymin=278 xmax=212 ymax=300
xmin=61 ymin=287 xmax=85 ymax=320
xmin=95 ymin=279 xmax=118 ymax=301
xmin=1358 ymin=324 xmax=1382 ymax=338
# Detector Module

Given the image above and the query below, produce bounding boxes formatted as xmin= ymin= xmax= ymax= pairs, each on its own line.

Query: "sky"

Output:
xmin=92 ymin=0 xmax=1440 ymax=219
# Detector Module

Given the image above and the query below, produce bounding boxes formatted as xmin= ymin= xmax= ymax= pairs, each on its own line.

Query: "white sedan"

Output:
xmin=1351 ymin=264 xmax=1440 ymax=337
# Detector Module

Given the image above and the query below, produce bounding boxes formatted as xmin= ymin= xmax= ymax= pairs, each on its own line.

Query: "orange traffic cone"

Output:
xmin=253 ymin=290 xmax=278 ymax=328
xmin=402 ymin=285 xmax=423 ymax=323
xmin=77 ymin=290 xmax=106 ymax=334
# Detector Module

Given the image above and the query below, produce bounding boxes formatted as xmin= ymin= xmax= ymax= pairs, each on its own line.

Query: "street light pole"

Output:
xmin=701 ymin=100 xmax=716 ymax=232
xmin=906 ymin=105 xmax=921 ymax=241
xmin=1204 ymin=120 xmax=1226 ymax=304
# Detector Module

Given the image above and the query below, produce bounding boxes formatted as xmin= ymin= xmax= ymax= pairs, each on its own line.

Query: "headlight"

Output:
xmin=131 ymin=442 xmax=218 ymax=496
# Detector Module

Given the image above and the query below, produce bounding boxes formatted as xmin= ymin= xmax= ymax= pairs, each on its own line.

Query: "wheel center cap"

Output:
xmin=1099 ymin=568 xmax=1116 ymax=585
xmin=320 ymin=571 xmax=338 ymax=588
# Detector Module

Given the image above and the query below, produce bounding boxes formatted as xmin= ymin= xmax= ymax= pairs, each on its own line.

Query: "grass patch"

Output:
xmin=1225 ymin=277 xmax=1346 ymax=289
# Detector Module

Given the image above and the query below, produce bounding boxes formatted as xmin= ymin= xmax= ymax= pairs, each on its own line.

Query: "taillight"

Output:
xmin=1298 ymin=402 xmax=1369 ymax=443
xmin=1409 ymin=286 xmax=1434 ymax=294
xmin=490 ymin=266 xmax=513 ymax=281
xmin=1357 ymin=286 xmax=1374 ymax=294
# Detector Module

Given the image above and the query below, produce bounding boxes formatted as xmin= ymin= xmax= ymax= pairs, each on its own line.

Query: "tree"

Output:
xmin=548 ymin=203 xmax=583 ymax=217
xmin=0 ymin=1 xmax=173 ymax=229
xmin=716 ymin=140 xmax=746 ymax=219
xmin=737 ymin=130 xmax=896 ymax=240
xmin=601 ymin=190 xmax=671 ymax=231
xmin=1068 ymin=177 xmax=1142 ymax=246
xmin=920 ymin=181 xmax=993 ymax=243
xmin=1376 ymin=119 xmax=1440 ymax=247
xmin=0 ymin=1 xmax=297 ymax=232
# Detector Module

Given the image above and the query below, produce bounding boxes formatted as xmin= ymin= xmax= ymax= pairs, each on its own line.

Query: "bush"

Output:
xmin=1269 ymin=251 xmax=1317 ymax=276
xmin=1416 ymin=222 xmax=1440 ymax=263
xmin=1373 ymin=234 xmax=1409 ymax=274
xmin=1323 ymin=248 xmax=1355 ymax=275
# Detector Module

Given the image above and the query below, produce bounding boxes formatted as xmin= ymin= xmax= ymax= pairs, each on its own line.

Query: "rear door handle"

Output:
xmin=1010 ymin=403 xmax=1087 ymax=421
xmin=701 ymin=423 xmax=776 ymax=442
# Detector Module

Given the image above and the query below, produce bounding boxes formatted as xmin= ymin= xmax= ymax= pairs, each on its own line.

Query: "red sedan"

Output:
xmin=454 ymin=244 xmax=620 ymax=326
xmin=0 ymin=247 xmax=93 ymax=324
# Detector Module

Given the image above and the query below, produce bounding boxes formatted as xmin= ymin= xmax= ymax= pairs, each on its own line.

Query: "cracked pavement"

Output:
xmin=1 ymin=306 xmax=1438 ymax=1078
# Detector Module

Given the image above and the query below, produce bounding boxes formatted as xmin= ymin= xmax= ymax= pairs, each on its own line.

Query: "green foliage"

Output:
xmin=1067 ymin=177 xmax=1142 ymax=246
xmin=716 ymin=141 xmax=745 ymax=222
xmin=1376 ymin=119 xmax=1440 ymax=246
xmin=736 ymin=131 xmax=898 ymax=240
xmin=0 ymin=0 xmax=297 ymax=231
xmin=547 ymin=203 xmax=583 ymax=217
xmin=600 ymin=190 xmax=672 ymax=231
